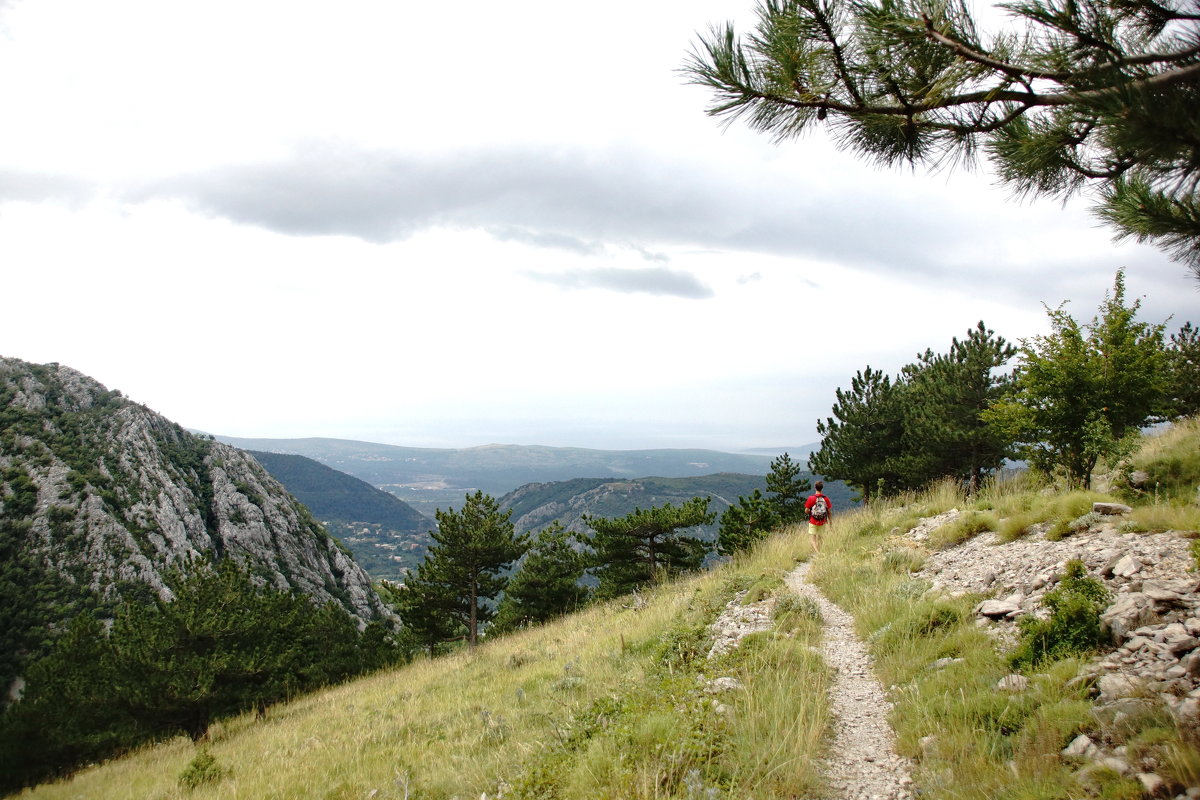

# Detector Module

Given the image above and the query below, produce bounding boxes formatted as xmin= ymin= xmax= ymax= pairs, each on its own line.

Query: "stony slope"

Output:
xmin=0 ymin=357 xmax=389 ymax=692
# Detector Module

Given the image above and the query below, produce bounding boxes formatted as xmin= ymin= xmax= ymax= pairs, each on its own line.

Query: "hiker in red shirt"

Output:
xmin=804 ymin=481 xmax=832 ymax=553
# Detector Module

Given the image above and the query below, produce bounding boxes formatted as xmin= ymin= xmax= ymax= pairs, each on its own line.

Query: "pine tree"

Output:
xmin=902 ymin=322 xmax=1018 ymax=492
xmin=423 ymin=491 xmax=528 ymax=647
xmin=686 ymin=0 xmax=1200 ymax=280
xmin=1166 ymin=321 xmax=1200 ymax=418
xmin=491 ymin=522 xmax=588 ymax=633
xmin=809 ymin=366 xmax=905 ymax=502
xmin=105 ymin=559 xmax=313 ymax=741
xmin=380 ymin=559 xmax=466 ymax=655
xmin=717 ymin=488 xmax=781 ymax=556
xmin=764 ymin=453 xmax=812 ymax=524
xmin=585 ymin=497 xmax=715 ymax=599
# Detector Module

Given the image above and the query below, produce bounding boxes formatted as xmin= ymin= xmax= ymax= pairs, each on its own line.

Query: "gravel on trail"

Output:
xmin=785 ymin=563 xmax=915 ymax=800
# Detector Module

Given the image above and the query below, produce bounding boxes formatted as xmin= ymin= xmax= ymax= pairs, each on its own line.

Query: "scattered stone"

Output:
xmin=1099 ymin=673 xmax=1145 ymax=701
xmin=1101 ymin=593 xmax=1159 ymax=643
xmin=704 ymin=676 xmax=744 ymax=694
xmin=1062 ymin=734 xmax=1100 ymax=759
xmin=928 ymin=657 xmax=963 ymax=670
xmin=1097 ymin=755 xmax=1132 ymax=775
xmin=1112 ymin=554 xmax=1144 ymax=578
xmin=997 ymin=674 xmax=1029 ymax=692
xmin=1136 ymin=772 xmax=1167 ymax=796
xmin=977 ymin=598 xmax=1022 ymax=618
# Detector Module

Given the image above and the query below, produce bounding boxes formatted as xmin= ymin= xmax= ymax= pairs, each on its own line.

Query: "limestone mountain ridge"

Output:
xmin=0 ymin=356 xmax=389 ymax=694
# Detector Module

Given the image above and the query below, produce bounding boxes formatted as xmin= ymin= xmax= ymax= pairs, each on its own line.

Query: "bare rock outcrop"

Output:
xmin=0 ymin=357 xmax=388 ymax=624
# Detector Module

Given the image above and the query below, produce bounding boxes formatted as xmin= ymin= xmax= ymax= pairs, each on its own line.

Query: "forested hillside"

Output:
xmin=0 ymin=358 xmax=389 ymax=680
xmin=499 ymin=472 xmax=851 ymax=543
xmin=247 ymin=450 xmax=433 ymax=581
xmin=0 ymin=357 xmax=406 ymax=792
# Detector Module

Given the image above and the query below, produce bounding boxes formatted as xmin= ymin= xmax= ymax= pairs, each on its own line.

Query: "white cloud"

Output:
xmin=0 ymin=0 xmax=1193 ymax=452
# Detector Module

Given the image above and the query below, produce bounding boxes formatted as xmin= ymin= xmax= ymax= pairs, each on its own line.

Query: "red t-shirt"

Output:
xmin=805 ymin=492 xmax=831 ymax=525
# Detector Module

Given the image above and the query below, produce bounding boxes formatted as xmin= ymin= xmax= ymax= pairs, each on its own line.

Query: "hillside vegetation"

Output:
xmin=246 ymin=451 xmax=433 ymax=582
xmin=21 ymin=421 xmax=1200 ymax=799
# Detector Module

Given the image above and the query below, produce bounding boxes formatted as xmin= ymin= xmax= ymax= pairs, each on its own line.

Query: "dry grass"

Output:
xmin=22 ymin=424 xmax=1200 ymax=800
xmin=22 ymin=530 xmax=827 ymax=800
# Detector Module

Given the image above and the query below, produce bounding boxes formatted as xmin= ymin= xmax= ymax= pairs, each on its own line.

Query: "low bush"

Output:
xmin=1011 ymin=561 xmax=1110 ymax=669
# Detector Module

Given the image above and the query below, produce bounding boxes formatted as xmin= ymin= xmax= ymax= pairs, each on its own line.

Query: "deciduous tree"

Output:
xmin=986 ymin=270 xmax=1169 ymax=486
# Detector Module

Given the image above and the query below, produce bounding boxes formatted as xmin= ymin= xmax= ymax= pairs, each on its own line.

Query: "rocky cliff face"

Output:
xmin=0 ymin=357 xmax=388 ymax=624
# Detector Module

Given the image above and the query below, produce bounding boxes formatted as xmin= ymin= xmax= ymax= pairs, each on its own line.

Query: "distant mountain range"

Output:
xmin=213 ymin=435 xmax=813 ymax=520
xmin=215 ymin=436 xmax=790 ymax=495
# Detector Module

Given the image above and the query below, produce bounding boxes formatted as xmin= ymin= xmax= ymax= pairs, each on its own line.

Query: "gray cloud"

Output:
xmin=132 ymin=144 xmax=952 ymax=264
xmin=126 ymin=142 xmax=1183 ymax=306
xmin=486 ymin=225 xmax=604 ymax=256
xmin=524 ymin=266 xmax=715 ymax=299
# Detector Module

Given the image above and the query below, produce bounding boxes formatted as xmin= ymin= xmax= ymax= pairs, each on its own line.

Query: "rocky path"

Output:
xmin=784 ymin=563 xmax=915 ymax=800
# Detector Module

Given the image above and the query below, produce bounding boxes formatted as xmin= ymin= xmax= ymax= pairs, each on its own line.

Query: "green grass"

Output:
xmin=808 ymin=475 xmax=1200 ymax=799
xmin=18 ymin=424 xmax=1200 ymax=799
xmin=1121 ymin=416 xmax=1200 ymax=505
xmin=22 ymin=531 xmax=829 ymax=800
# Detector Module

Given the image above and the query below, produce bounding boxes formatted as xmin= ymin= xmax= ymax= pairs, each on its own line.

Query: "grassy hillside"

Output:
xmin=22 ymin=534 xmax=826 ymax=800
xmin=21 ymin=421 xmax=1200 ymax=799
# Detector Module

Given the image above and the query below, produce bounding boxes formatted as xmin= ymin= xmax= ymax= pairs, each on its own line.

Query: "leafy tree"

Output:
xmin=809 ymin=366 xmax=906 ymax=502
xmin=717 ymin=488 xmax=782 ymax=556
xmin=585 ymin=497 xmax=716 ymax=599
xmin=986 ymin=270 xmax=1169 ymax=487
xmin=764 ymin=452 xmax=812 ymax=523
xmin=901 ymin=322 xmax=1018 ymax=492
xmin=1166 ymin=321 xmax=1200 ymax=417
xmin=491 ymin=522 xmax=588 ymax=633
xmin=686 ymin=0 xmax=1200 ymax=279
xmin=422 ymin=491 xmax=528 ymax=647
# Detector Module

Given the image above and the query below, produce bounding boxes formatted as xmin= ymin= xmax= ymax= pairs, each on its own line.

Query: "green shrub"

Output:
xmin=997 ymin=510 xmax=1041 ymax=542
xmin=740 ymin=573 xmax=783 ymax=605
xmin=178 ymin=749 xmax=228 ymax=790
xmin=1011 ymin=561 xmax=1109 ymax=669
xmin=772 ymin=594 xmax=822 ymax=633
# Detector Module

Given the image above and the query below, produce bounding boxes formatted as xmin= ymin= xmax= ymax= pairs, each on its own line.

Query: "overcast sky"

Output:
xmin=1 ymin=0 xmax=1194 ymax=453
